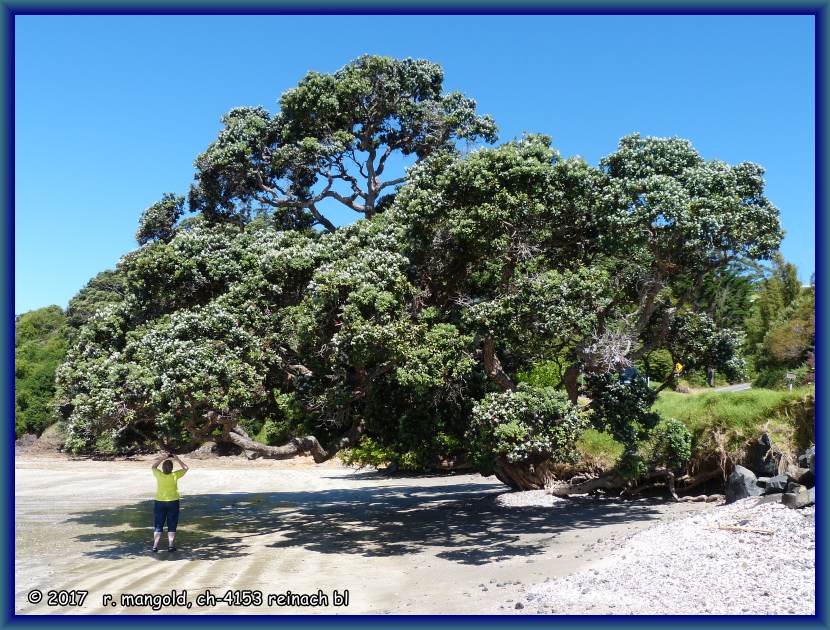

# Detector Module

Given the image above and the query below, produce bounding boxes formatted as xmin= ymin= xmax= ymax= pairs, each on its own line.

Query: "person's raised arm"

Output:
xmin=171 ymin=452 xmax=189 ymax=472
xmin=151 ymin=453 xmax=166 ymax=470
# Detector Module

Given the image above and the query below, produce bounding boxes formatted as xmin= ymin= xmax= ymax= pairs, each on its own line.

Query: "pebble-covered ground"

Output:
xmin=517 ymin=495 xmax=815 ymax=615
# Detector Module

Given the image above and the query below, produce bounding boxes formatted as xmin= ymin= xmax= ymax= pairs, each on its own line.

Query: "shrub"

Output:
xmin=752 ymin=367 xmax=789 ymax=389
xmin=585 ymin=371 xmax=660 ymax=450
xmin=637 ymin=349 xmax=674 ymax=381
xmin=15 ymin=306 xmax=68 ymax=437
xmin=516 ymin=359 xmax=568 ymax=388
xmin=617 ymin=448 xmax=648 ymax=481
xmin=649 ymin=418 xmax=692 ymax=471
xmin=339 ymin=437 xmax=396 ymax=468
xmin=653 ymin=385 xmax=815 ymax=465
xmin=466 ymin=384 xmax=589 ymax=476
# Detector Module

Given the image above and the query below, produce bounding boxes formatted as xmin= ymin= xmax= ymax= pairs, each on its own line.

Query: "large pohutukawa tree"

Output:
xmin=56 ymin=56 xmax=783 ymax=490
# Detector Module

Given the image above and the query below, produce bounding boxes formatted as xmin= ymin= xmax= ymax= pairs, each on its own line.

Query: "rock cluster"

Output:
xmin=726 ymin=442 xmax=815 ymax=509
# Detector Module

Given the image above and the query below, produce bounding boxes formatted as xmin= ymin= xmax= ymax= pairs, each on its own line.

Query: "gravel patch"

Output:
xmin=518 ymin=496 xmax=815 ymax=615
xmin=495 ymin=490 xmax=567 ymax=508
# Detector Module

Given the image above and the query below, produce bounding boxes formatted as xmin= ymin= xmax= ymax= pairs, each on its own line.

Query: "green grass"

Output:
xmin=653 ymin=385 xmax=815 ymax=463
xmin=573 ymin=386 xmax=815 ymax=475
xmin=576 ymin=428 xmax=625 ymax=471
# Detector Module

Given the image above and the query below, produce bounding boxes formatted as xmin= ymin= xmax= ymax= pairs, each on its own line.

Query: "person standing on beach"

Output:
xmin=151 ymin=452 xmax=188 ymax=553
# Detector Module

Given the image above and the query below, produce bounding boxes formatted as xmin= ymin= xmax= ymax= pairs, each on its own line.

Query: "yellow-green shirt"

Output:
xmin=153 ymin=468 xmax=186 ymax=501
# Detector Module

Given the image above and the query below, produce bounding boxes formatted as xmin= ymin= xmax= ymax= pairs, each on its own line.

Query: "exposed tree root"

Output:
xmin=547 ymin=465 xmax=726 ymax=501
xmin=495 ymin=458 xmax=557 ymax=490
xmin=224 ymin=425 xmax=329 ymax=463
xmin=675 ymin=468 xmax=725 ymax=493
xmin=546 ymin=471 xmax=625 ymax=497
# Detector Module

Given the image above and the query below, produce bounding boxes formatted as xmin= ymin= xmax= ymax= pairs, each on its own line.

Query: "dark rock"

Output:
xmin=764 ymin=474 xmax=790 ymax=494
xmin=746 ymin=433 xmax=778 ymax=476
xmin=798 ymin=470 xmax=815 ymax=489
xmin=787 ymin=466 xmax=810 ymax=482
xmin=782 ymin=484 xmax=813 ymax=509
xmin=756 ymin=477 xmax=770 ymax=488
xmin=726 ymin=465 xmax=764 ymax=503
xmin=515 ymin=602 xmax=524 ymax=609
xmin=798 ymin=446 xmax=815 ymax=473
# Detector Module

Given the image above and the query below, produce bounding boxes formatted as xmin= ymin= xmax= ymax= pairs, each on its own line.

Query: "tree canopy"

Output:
xmin=54 ymin=55 xmax=785 ymax=489
xmin=188 ymin=55 xmax=497 ymax=231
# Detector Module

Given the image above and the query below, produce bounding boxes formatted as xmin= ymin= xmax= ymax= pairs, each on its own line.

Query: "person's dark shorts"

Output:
xmin=153 ymin=500 xmax=180 ymax=533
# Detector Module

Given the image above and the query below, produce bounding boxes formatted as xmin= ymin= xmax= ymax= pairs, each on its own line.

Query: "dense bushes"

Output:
xmin=467 ymin=385 xmax=589 ymax=478
xmin=584 ymin=372 xmax=660 ymax=450
xmin=15 ymin=306 xmax=68 ymax=437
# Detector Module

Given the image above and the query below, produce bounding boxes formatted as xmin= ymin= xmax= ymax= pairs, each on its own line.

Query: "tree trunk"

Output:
xmin=494 ymin=457 xmax=556 ymax=490
xmin=483 ymin=336 xmax=516 ymax=391
xmin=223 ymin=425 xmax=329 ymax=463
xmin=563 ymin=364 xmax=580 ymax=403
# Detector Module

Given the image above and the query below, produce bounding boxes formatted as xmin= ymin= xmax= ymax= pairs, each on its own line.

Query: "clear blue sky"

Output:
xmin=14 ymin=14 xmax=815 ymax=314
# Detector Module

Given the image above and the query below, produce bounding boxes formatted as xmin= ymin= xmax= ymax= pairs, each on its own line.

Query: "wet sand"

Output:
xmin=14 ymin=454 xmax=709 ymax=615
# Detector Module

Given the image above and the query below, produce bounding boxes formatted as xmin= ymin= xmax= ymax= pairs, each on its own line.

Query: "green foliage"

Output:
xmin=637 ymin=349 xmax=673 ymax=381
xmin=653 ymin=386 xmax=814 ymax=461
xmin=466 ymin=385 xmax=589 ymax=475
xmin=585 ymin=372 xmax=661 ymax=449
xmin=190 ymin=55 xmax=497 ymax=228
xmin=666 ymin=311 xmax=746 ymax=382
xmin=339 ymin=437 xmax=396 ymax=468
xmin=136 ymin=193 xmax=185 ymax=245
xmin=258 ymin=393 xmax=305 ymax=445
xmin=744 ymin=254 xmax=811 ymax=371
xmin=617 ymin=449 xmax=649 ymax=481
xmin=680 ymin=368 xmax=729 ymax=388
xmin=649 ymin=418 xmax=692 ymax=470
xmin=55 ymin=56 xmax=789 ymax=487
xmin=15 ymin=306 xmax=68 ymax=437
xmin=516 ymin=360 xmax=568 ymax=388
xmin=66 ymin=270 xmax=126 ymax=330
xmin=762 ymin=288 xmax=814 ymax=366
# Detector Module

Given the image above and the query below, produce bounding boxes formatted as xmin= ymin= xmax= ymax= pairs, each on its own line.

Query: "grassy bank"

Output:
xmin=654 ymin=386 xmax=814 ymax=462
xmin=576 ymin=386 xmax=815 ymax=473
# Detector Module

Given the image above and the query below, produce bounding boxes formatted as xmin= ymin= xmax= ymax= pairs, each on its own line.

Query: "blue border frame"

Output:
xmin=3 ymin=3 xmax=826 ymax=628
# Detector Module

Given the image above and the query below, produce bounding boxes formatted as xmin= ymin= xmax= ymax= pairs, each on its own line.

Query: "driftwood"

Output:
xmin=716 ymin=525 xmax=774 ymax=535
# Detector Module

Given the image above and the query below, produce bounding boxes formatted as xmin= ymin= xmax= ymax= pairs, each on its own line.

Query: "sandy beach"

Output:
xmin=15 ymin=454 xmax=711 ymax=615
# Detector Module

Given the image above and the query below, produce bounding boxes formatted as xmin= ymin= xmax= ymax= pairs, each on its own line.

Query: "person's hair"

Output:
xmin=161 ymin=459 xmax=173 ymax=474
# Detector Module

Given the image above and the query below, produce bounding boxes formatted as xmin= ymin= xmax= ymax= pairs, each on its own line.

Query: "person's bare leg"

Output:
xmin=168 ymin=531 xmax=176 ymax=548
xmin=153 ymin=531 xmax=161 ymax=549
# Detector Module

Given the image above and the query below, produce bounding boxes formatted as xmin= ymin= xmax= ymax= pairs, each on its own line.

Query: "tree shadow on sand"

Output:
xmin=68 ymin=481 xmax=671 ymax=565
